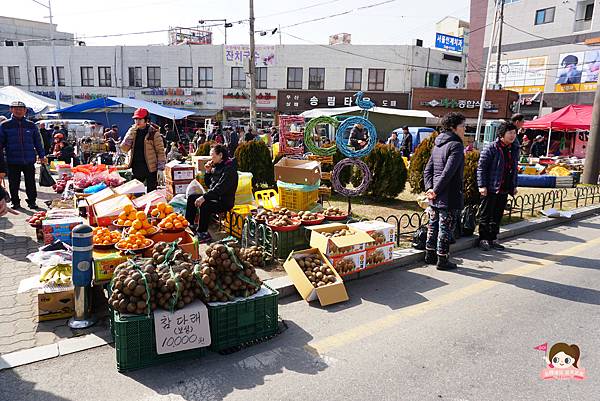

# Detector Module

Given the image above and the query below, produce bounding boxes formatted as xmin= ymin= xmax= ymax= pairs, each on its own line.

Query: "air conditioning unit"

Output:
xmin=446 ymin=73 xmax=463 ymax=89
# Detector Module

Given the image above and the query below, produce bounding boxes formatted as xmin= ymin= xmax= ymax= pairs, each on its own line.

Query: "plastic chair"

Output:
xmin=254 ymin=189 xmax=279 ymax=210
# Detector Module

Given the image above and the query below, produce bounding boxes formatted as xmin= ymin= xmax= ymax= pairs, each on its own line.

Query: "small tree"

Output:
xmin=464 ymin=150 xmax=481 ymax=206
xmin=351 ymin=144 xmax=408 ymax=199
xmin=194 ymin=141 xmax=214 ymax=156
xmin=235 ymin=141 xmax=275 ymax=189
xmin=408 ymin=132 xmax=438 ymax=193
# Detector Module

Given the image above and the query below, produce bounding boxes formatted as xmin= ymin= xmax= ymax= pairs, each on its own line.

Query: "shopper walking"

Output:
xmin=120 ymin=108 xmax=166 ymax=192
xmin=225 ymin=126 xmax=239 ymax=157
xmin=185 ymin=144 xmax=238 ymax=243
xmin=477 ymin=122 xmax=519 ymax=251
xmin=399 ymin=126 xmax=413 ymax=159
xmin=423 ymin=112 xmax=465 ymax=270
xmin=39 ymin=122 xmax=52 ymax=155
xmin=0 ymin=101 xmax=47 ymax=209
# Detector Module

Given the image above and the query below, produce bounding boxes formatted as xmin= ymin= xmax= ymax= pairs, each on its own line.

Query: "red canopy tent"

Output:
xmin=523 ymin=104 xmax=592 ymax=156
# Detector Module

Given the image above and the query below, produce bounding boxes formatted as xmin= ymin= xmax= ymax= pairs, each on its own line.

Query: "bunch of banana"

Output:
xmin=39 ymin=264 xmax=72 ymax=286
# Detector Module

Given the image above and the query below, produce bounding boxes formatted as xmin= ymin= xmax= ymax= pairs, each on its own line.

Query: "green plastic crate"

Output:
xmin=249 ymin=221 xmax=310 ymax=260
xmin=208 ymin=285 xmax=279 ymax=352
xmin=114 ymin=310 xmax=207 ymax=372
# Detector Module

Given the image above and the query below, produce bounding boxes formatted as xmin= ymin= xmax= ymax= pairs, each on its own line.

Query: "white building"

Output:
xmin=436 ymin=16 xmax=470 ymax=56
xmin=0 ymin=16 xmax=74 ymax=46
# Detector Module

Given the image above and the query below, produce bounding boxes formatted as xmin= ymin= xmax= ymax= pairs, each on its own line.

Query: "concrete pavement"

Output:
xmin=2 ymin=214 xmax=599 ymax=401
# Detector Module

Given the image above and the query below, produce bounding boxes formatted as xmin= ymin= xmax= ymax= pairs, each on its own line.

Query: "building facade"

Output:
xmin=0 ymin=16 xmax=74 ymax=46
xmin=469 ymin=0 xmax=599 ymax=111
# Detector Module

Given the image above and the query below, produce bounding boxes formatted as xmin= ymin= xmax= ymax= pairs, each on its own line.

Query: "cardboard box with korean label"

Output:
xmin=283 ymin=248 xmax=348 ymax=306
xmin=165 ymin=161 xmax=196 ymax=182
xmin=308 ymin=223 xmax=374 ymax=257
xmin=114 ymin=179 xmax=146 ymax=196
xmin=348 ymin=220 xmax=397 ymax=247
xmin=42 ymin=217 xmax=84 ymax=245
xmin=165 ymin=179 xmax=192 ymax=196
xmin=94 ymin=195 xmax=134 ymax=226
xmin=274 ymin=157 xmax=321 ymax=186
xmin=329 ymin=250 xmax=367 ymax=276
xmin=365 ymin=243 xmax=394 ymax=269
xmin=93 ymin=249 xmax=128 ymax=282
xmin=38 ymin=284 xmax=74 ymax=321
xmin=85 ymin=187 xmax=117 ymax=225
xmin=192 ymin=156 xmax=212 ymax=177
xmin=132 ymin=189 xmax=167 ymax=211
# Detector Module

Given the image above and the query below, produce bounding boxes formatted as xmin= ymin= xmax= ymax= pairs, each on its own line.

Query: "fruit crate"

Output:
xmin=278 ymin=186 xmax=319 ymax=211
xmin=113 ymin=310 xmax=207 ymax=372
xmin=258 ymin=222 xmax=310 ymax=261
xmin=222 ymin=205 xmax=255 ymax=239
xmin=208 ymin=285 xmax=279 ymax=352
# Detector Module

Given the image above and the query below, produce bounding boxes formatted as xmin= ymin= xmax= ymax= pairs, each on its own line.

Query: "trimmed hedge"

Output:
xmin=234 ymin=141 xmax=275 ymax=189
xmin=408 ymin=132 xmax=438 ymax=193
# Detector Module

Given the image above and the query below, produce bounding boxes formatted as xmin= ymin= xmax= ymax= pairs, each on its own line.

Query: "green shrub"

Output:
xmin=333 ymin=146 xmax=352 ymax=186
xmin=464 ymin=150 xmax=481 ymax=206
xmin=408 ymin=132 xmax=438 ymax=193
xmin=351 ymin=144 xmax=407 ymax=199
xmin=194 ymin=141 xmax=214 ymax=156
xmin=234 ymin=141 xmax=275 ymax=189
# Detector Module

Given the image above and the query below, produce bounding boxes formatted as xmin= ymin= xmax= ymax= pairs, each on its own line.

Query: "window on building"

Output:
xmin=256 ymin=67 xmax=267 ymax=89
xmin=585 ymin=3 xmax=594 ymax=20
xmin=504 ymin=0 xmax=520 ymax=4
xmin=345 ymin=68 xmax=362 ymax=90
xmin=368 ymin=69 xmax=385 ymax=91
xmin=231 ymin=67 xmax=245 ymax=88
xmin=128 ymin=67 xmax=142 ymax=87
xmin=0 ymin=68 xmax=4 ymax=86
xmin=35 ymin=66 xmax=48 ymax=86
xmin=8 ymin=66 xmax=20 ymax=86
xmin=287 ymin=67 xmax=303 ymax=89
xmin=198 ymin=67 xmax=213 ymax=88
xmin=80 ymin=66 xmax=93 ymax=86
xmin=308 ymin=68 xmax=325 ymax=90
xmin=179 ymin=67 xmax=193 ymax=88
xmin=98 ymin=67 xmax=112 ymax=87
xmin=51 ymin=66 xmax=65 ymax=86
xmin=535 ymin=7 xmax=555 ymax=25
xmin=147 ymin=66 xmax=161 ymax=87
xmin=426 ymin=72 xmax=448 ymax=88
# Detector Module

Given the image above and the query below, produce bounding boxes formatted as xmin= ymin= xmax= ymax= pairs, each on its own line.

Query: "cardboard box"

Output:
xmin=38 ymin=284 xmax=74 ymax=321
xmin=114 ymin=179 xmax=146 ymax=195
xmin=348 ymin=220 xmax=397 ymax=247
xmin=132 ymin=189 xmax=168 ymax=211
xmin=309 ymin=223 xmax=375 ymax=257
xmin=165 ymin=179 xmax=192 ymax=196
xmin=274 ymin=157 xmax=321 ymax=186
xmin=165 ymin=161 xmax=195 ymax=181
xmin=85 ymin=187 xmax=117 ymax=226
xmin=365 ymin=243 xmax=394 ymax=269
xmin=93 ymin=249 xmax=128 ymax=282
xmin=283 ymin=248 xmax=348 ymax=306
xmin=191 ymin=156 xmax=212 ymax=176
xmin=329 ymin=250 xmax=367 ymax=275
xmin=145 ymin=229 xmax=199 ymax=259
xmin=42 ymin=217 xmax=85 ymax=245
xmin=94 ymin=195 xmax=134 ymax=226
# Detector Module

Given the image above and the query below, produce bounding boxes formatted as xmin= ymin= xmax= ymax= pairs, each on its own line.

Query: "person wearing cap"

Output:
xmin=120 ymin=108 xmax=166 ymax=192
xmin=0 ymin=101 xmax=46 ymax=209
xmin=530 ymin=135 xmax=546 ymax=158
xmin=477 ymin=121 xmax=520 ymax=251
xmin=399 ymin=125 xmax=413 ymax=159
xmin=348 ymin=123 xmax=367 ymax=150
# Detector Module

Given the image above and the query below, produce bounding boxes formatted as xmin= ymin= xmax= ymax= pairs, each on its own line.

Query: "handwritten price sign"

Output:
xmin=153 ymin=302 xmax=211 ymax=354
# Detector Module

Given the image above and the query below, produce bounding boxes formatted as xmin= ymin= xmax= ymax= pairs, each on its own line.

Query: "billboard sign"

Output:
xmin=435 ymin=33 xmax=464 ymax=53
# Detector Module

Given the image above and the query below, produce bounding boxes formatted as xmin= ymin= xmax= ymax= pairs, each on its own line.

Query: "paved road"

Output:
xmin=2 ymin=215 xmax=600 ymax=401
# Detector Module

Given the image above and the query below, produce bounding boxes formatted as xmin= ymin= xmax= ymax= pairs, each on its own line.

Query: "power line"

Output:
xmin=502 ymin=21 xmax=593 ymax=49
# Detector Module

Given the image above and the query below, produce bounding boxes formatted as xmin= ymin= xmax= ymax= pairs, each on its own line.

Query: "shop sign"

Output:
xmin=154 ymin=302 xmax=210 ymax=354
xmin=435 ymin=32 xmax=464 ymax=53
xmin=32 ymin=90 xmax=72 ymax=102
xmin=75 ymin=93 xmax=109 ymax=100
xmin=278 ymin=90 xmax=409 ymax=112
xmin=151 ymin=98 xmax=203 ymax=107
xmin=141 ymin=88 xmax=194 ymax=96
xmin=224 ymin=45 xmax=276 ymax=66
xmin=421 ymin=98 xmax=498 ymax=112
xmin=554 ymin=50 xmax=600 ymax=92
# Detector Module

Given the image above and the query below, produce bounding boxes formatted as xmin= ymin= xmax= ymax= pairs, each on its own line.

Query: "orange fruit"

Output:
xmin=117 ymin=219 xmax=125 ymax=225
xmin=182 ymin=220 xmax=189 ymax=227
xmin=124 ymin=221 xmax=132 ymax=227
xmin=174 ymin=222 xmax=182 ymax=229
xmin=118 ymin=212 xmax=127 ymax=219
xmin=150 ymin=209 xmax=159 ymax=217
xmin=138 ymin=229 xmax=147 ymax=236
xmin=128 ymin=212 xmax=137 ymax=220
xmin=142 ymin=220 xmax=151 ymax=229
xmin=165 ymin=222 xmax=173 ymax=229
xmin=132 ymin=220 xmax=142 ymax=229
xmin=135 ymin=211 xmax=146 ymax=220
xmin=123 ymin=204 xmax=134 ymax=213
xmin=157 ymin=203 xmax=165 ymax=211
xmin=164 ymin=205 xmax=174 ymax=214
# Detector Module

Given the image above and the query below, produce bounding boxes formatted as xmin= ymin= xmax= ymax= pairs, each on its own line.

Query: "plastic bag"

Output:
xmin=169 ymin=194 xmax=188 ymax=216
xmin=84 ymin=182 xmax=107 ymax=194
xmin=185 ymin=179 xmax=205 ymax=198
xmin=27 ymin=249 xmax=72 ymax=270
xmin=104 ymin=171 xmax=126 ymax=187
xmin=39 ymin=164 xmax=56 ymax=187
xmin=411 ymin=224 xmax=428 ymax=250
xmin=461 ymin=205 xmax=477 ymax=237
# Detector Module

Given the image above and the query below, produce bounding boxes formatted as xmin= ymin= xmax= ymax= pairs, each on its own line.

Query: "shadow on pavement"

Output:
xmin=124 ymin=320 xmax=327 ymax=401
xmin=0 ymin=369 xmax=71 ymax=401
xmin=453 ymin=266 xmax=600 ymax=305
xmin=0 ymin=232 xmax=40 ymax=261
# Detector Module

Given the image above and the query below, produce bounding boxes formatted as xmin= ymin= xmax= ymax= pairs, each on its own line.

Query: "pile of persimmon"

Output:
xmin=157 ymin=212 xmax=189 ymax=231
xmin=115 ymin=204 xmax=139 ymax=227
xmin=127 ymin=210 xmax=159 ymax=236
xmin=116 ymin=233 xmax=152 ymax=250
xmin=150 ymin=202 xmax=174 ymax=220
xmin=93 ymin=227 xmax=121 ymax=246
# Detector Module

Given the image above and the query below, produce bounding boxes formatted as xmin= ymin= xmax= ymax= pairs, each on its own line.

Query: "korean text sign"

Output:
xmin=153 ymin=302 xmax=211 ymax=354
xmin=435 ymin=33 xmax=464 ymax=53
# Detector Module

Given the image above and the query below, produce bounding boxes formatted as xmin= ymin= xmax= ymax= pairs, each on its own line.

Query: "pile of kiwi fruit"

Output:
xmin=295 ymin=254 xmax=337 ymax=288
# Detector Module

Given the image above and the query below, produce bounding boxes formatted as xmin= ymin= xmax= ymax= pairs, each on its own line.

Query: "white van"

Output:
xmin=36 ymin=119 xmax=104 ymax=140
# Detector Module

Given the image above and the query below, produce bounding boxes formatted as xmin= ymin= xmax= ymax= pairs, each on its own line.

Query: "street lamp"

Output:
xmin=198 ymin=19 xmax=232 ymax=44
xmin=32 ymin=0 xmax=61 ymax=110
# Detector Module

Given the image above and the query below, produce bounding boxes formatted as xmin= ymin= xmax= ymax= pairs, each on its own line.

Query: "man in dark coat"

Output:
xmin=530 ymin=135 xmax=546 ymax=157
xmin=477 ymin=122 xmax=519 ymax=251
xmin=0 ymin=101 xmax=47 ymax=209
xmin=423 ymin=112 xmax=465 ymax=270
xmin=399 ymin=126 xmax=413 ymax=158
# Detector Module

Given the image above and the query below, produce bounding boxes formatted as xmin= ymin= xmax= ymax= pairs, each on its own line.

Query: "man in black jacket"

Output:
xmin=399 ymin=126 xmax=413 ymax=158
xmin=423 ymin=112 xmax=465 ymax=270
xmin=185 ymin=144 xmax=238 ymax=243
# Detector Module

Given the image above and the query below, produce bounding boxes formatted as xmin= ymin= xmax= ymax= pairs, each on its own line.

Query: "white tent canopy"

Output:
xmin=0 ymin=86 xmax=71 ymax=114
xmin=300 ymin=106 xmax=435 ymax=120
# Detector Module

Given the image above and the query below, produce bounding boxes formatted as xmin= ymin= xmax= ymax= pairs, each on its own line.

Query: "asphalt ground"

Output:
xmin=2 ymin=214 xmax=600 ymax=401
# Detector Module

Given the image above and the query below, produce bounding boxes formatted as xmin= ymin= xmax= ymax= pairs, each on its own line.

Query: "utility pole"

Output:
xmin=33 ymin=0 xmax=61 ymax=109
xmin=494 ymin=0 xmax=504 ymax=86
xmin=475 ymin=0 xmax=501 ymax=146
xmin=582 ymin=74 xmax=600 ymax=184
xmin=248 ymin=0 xmax=257 ymax=130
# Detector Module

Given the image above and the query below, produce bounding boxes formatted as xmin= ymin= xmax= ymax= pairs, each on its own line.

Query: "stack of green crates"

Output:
xmin=252 ymin=221 xmax=310 ymax=260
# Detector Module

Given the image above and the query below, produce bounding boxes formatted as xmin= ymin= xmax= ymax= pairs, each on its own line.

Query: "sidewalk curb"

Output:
xmin=265 ymin=204 xmax=600 ymax=301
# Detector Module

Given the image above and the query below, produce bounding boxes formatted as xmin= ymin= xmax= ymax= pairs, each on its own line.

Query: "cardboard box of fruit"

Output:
xmin=365 ymin=243 xmax=394 ymax=269
xmin=38 ymin=284 xmax=74 ymax=322
xmin=308 ymin=223 xmax=374 ymax=257
xmin=329 ymin=251 xmax=367 ymax=275
xmin=348 ymin=220 xmax=397 ymax=247
xmin=283 ymin=248 xmax=348 ymax=306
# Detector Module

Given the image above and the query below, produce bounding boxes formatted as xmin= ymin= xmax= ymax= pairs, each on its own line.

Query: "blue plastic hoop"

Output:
xmin=335 ymin=116 xmax=377 ymax=158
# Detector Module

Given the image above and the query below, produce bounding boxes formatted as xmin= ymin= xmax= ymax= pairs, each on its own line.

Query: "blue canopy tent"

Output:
xmin=53 ymin=97 xmax=196 ymax=137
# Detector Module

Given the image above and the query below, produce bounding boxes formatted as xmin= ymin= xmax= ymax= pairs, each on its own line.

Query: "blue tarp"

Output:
xmin=53 ymin=97 xmax=195 ymax=120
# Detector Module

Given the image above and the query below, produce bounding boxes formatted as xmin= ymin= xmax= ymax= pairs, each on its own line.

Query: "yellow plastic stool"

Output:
xmin=254 ymin=189 xmax=279 ymax=210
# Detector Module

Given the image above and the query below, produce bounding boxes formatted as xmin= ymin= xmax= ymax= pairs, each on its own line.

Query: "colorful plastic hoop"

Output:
xmin=331 ymin=158 xmax=371 ymax=197
xmin=304 ymin=116 xmax=339 ymax=156
xmin=335 ymin=116 xmax=377 ymax=158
